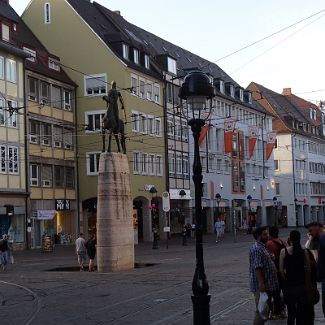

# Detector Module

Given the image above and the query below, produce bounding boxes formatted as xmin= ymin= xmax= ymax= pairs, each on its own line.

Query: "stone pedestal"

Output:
xmin=97 ymin=152 xmax=134 ymax=272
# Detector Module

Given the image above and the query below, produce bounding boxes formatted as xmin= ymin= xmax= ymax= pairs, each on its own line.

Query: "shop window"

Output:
xmin=11 ymin=215 xmax=25 ymax=243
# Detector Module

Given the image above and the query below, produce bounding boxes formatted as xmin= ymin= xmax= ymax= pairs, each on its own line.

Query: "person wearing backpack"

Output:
xmin=267 ymin=226 xmax=286 ymax=320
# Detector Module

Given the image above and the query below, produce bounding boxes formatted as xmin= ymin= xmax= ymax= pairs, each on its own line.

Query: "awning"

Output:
xmin=37 ymin=210 xmax=56 ymax=220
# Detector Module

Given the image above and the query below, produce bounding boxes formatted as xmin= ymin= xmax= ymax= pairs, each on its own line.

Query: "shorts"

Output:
xmin=216 ymin=229 xmax=222 ymax=236
xmin=77 ymin=251 xmax=87 ymax=263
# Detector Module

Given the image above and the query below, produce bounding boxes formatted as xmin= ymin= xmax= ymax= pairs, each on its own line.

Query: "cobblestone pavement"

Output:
xmin=0 ymin=228 xmax=323 ymax=324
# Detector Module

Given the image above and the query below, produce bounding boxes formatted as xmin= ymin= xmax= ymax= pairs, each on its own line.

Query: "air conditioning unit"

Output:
xmin=42 ymin=180 xmax=51 ymax=187
xmin=64 ymin=103 xmax=71 ymax=110
xmin=28 ymin=95 xmax=36 ymax=101
xmin=30 ymin=135 xmax=38 ymax=144
xmin=39 ymin=98 xmax=48 ymax=105
xmin=30 ymin=179 xmax=38 ymax=186
xmin=42 ymin=138 xmax=50 ymax=146
xmin=54 ymin=141 xmax=62 ymax=148
xmin=65 ymin=144 xmax=72 ymax=150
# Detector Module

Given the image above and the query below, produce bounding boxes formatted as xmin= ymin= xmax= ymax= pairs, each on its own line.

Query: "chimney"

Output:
xmin=114 ymin=10 xmax=121 ymax=16
xmin=282 ymin=88 xmax=292 ymax=96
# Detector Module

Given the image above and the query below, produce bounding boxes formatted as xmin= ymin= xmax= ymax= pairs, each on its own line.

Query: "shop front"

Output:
xmin=31 ymin=199 xmax=77 ymax=248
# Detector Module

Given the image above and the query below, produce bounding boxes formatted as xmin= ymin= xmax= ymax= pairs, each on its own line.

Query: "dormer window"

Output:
xmin=48 ymin=58 xmax=60 ymax=71
xmin=310 ymin=108 xmax=317 ymax=120
xmin=219 ymin=80 xmax=224 ymax=94
xmin=122 ymin=44 xmax=129 ymax=60
xmin=133 ymin=49 xmax=139 ymax=64
xmin=23 ymin=47 xmax=36 ymax=62
xmin=239 ymin=89 xmax=244 ymax=101
xmin=144 ymin=54 xmax=150 ymax=69
xmin=1 ymin=23 xmax=9 ymax=42
xmin=248 ymin=92 xmax=252 ymax=104
xmin=230 ymin=84 xmax=235 ymax=98
xmin=167 ymin=57 xmax=176 ymax=75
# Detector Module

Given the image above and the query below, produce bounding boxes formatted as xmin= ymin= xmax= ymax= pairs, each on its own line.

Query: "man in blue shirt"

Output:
xmin=249 ymin=226 xmax=279 ymax=324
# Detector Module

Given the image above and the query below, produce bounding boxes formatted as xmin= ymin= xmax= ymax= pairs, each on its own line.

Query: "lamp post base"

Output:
xmin=191 ymin=295 xmax=211 ymax=325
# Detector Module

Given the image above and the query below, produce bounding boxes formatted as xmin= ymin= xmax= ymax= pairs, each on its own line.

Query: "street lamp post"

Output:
xmin=215 ymin=193 xmax=221 ymax=221
xmin=179 ymin=189 xmax=187 ymax=246
xmin=150 ymin=186 xmax=158 ymax=249
xmin=247 ymin=195 xmax=252 ymax=234
xmin=179 ymin=70 xmax=215 ymax=325
xmin=294 ymin=198 xmax=298 ymax=227
xmin=273 ymin=196 xmax=278 ymax=227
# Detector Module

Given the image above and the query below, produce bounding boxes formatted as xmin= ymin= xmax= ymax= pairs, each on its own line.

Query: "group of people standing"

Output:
xmin=250 ymin=222 xmax=325 ymax=325
xmin=75 ymin=233 xmax=97 ymax=272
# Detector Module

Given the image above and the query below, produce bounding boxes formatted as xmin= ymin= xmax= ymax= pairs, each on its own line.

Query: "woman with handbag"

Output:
xmin=279 ymin=230 xmax=318 ymax=325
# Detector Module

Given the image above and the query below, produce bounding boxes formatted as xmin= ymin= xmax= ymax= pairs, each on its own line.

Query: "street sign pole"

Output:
xmin=162 ymin=191 xmax=170 ymax=249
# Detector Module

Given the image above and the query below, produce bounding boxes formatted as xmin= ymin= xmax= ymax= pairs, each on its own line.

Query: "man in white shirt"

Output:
xmin=75 ymin=233 xmax=86 ymax=271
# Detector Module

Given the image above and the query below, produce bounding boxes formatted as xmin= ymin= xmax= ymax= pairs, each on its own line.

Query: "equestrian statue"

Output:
xmin=102 ymin=81 xmax=126 ymax=154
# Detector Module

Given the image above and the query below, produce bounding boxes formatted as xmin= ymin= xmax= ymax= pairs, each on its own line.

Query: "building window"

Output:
xmin=176 ymin=153 xmax=182 ymax=176
xmin=153 ymin=85 xmax=160 ymax=103
xmin=139 ymin=80 xmax=145 ymax=98
xmin=6 ymin=59 xmax=16 ymax=83
xmin=167 ymin=57 xmax=177 ymax=74
xmin=28 ymin=77 xmax=38 ymax=101
xmin=131 ymin=77 xmax=138 ymax=95
xmin=41 ymin=123 xmax=52 ymax=146
xmin=274 ymin=160 xmax=279 ymax=170
xmin=48 ymin=58 xmax=60 ymax=71
xmin=30 ymin=164 xmax=39 ymax=186
xmin=0 ymin=56 xmax=3 ymax=79
xmin=275 ymin=183 xmax=280 ymax=195
xmin=87 ymin=152 xmax=100 ymax=175
xmin=148 ymin=154 xmax=155 ymax=175
xmin=147 ymin=116 xmax=154 ymax=135
xmin=182 ymin=120 xmax=188 ymax=142
xmin=84 ymin=74 xmax=107 ymax=96
xmin=63 ymin=129 xmax=73 ymax=149
xmin=224 ymin=160 xmax=230 ymax=173
xmin=167 ymin=117 xmax=174 ymax=137
xmin=53 ymin=126 xmax=63 ymax=148
xmin=66 ymin=167 xmax=75 ymax=188
xmin=0 ymin=145 xmax=5 ymax=173
xmin=54 ymin=165 xmax=64 ymax=187
xmin=7 ymin=101 xmax=17 ymax=128
xmin=1 ymin=23 xmax=9 ymax=41
xmin=141 ymin=153 xmax=148 ymax=175
xmin=8 ymin=146 xmax=18 ymax=174
xmin=133 ymin=152 xmax=140 ymax=174
xmin=183 ymin=155 xmax=189 ymax=176
xmin=144 ymin=54 xmax=150 ymax=69
xmin=122 ymin=44 xmax=129 ymax=60
xmin=41 ymin=165 xmax=52 ymax=187
xmin=51 ymin=85 xmax=62 ymax=108
xmin=168 ymin=152 xmax=175 ymax=176
xmin=86 ymin=111 xmax=106 ymax=132
xmin=133 ymin=49 xmax=139 ymax=64
xmin=63 ymin=90 xmax=72 ymax=110
xmin=40 ymin=81 xmax=49 ymax=104
xmin=44 ymin=3 xmax=51 ymax=24
xmin=23 ymin=47 xmax=36 ymax=62
xmin=29 ymin=120 xmax=40 ymax=144
xmin=146 ymin=83 xmax=152 ymax=100
xmin=131 ymin=111 xmax=139 ymax=132
xmin=156 ymin=155 xmax=163 ymax=176
xmin=155 ymin=118 xmax=161 ymax=136
xmin=139 ymin=114 xmax=147 ymax=134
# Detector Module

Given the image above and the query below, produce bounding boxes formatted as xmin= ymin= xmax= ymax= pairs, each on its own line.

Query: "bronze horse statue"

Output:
xmin=102 ymin=81 xmax=126 ymax=154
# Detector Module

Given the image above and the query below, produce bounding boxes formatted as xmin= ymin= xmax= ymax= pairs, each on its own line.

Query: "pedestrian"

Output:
xmin=311 ymin=222 xmax=325 ymax=318
xmin=85 ymin=234 xmax=96 ymax=272
xmin=75 ymin=233 xmax=87 ymax=271
xmin=266 ymin=226 xmax=286 ymax=320
xmin=279 ymin=230 xmax=317 ymax=325
xmin=221 ymin=218 xmax=225 ymax=237
xmin=249 ymin=226 xmax=279 ymax=325
xmin=0 ymin=234 xmax=9 ymax=271
xmin=214 ymin=217 xmax=222 ymax=243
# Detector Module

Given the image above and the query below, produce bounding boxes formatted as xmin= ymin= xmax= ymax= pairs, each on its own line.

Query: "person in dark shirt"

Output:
xmin=0 ymin=234 xmax=9 ymax=271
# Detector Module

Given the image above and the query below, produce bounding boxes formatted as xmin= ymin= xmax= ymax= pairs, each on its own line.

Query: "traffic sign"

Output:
xmin=162 ymin=191 xmax=170 ymax=212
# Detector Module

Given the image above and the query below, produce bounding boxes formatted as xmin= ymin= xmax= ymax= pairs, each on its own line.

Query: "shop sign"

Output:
xmin=169 ymin=189 xmax=191 ymax=200
xmin=37 ymin=210 xmax=56 ymax=220
xmin=55 ymin=199 xmax=70 ymax=211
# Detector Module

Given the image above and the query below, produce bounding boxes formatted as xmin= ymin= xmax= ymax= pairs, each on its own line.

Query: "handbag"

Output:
xmin=304 ymin=249 xmax=320 ymax=305
xmin=257 ymin=292 xmax=269 ymax=320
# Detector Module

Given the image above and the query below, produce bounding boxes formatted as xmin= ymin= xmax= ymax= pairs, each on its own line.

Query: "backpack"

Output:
xmin=272 ymin=239 xmax=286 ymax=269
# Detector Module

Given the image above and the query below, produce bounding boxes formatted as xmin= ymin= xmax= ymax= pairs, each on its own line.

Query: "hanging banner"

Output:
xmin=224 ymin=118 xmax=236 ymax=154
xmin=198 ymin=124 xmax=210 ymax=146
xmin=266 ymin=132 xmax=276 ymax=160
xmin=248 ymin=126 xmax=259 ymax=159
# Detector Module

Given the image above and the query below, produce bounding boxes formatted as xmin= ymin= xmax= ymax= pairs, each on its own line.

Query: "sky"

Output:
xmin=10 ymin=0 xmax=325 ymax=104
